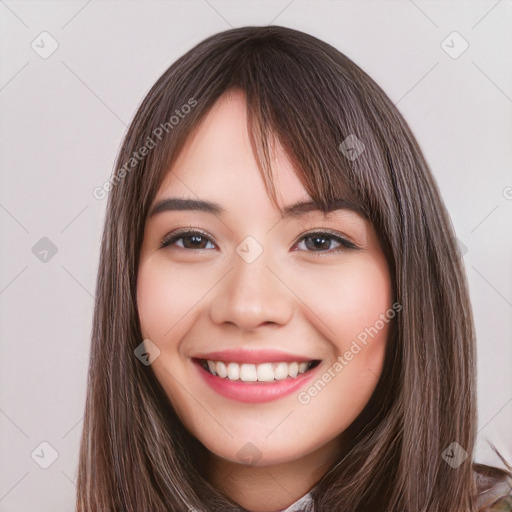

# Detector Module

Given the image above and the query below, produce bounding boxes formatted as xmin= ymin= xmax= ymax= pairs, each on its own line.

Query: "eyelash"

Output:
xmin=159 ymin=229 xmax=359 ymax=255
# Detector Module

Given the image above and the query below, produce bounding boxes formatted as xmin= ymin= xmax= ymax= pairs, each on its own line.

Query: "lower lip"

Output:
xmin=192 ymin=359 xmax=320 ymax=403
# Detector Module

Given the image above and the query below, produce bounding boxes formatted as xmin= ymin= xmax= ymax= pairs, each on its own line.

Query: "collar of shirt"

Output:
xmin=275 ymin=491 xmax=315 ymax=512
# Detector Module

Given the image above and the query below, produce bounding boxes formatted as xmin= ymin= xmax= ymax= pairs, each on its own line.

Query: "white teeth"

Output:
xmin=288 ymin=362 xmax=298 ymax=378
xmin=216 ymin=361 xmax=227 ymax=378
xmin=256 ymin=363 xmax=274 ymax=382
xmin=240 ymin=363 xmax=258 ymax=382
xmin=227 ymin=362 xmax=240 ymax=380
xmin=274 ymin=362 xmax=289 ymax=380
xmin=207 ymin=360 xmax=217 ymax=375
xmin=204 ymin=360 xmax=314 ymax=381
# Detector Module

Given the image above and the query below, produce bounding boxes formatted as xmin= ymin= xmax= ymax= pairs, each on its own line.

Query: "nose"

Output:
xmin=209 ymin=247 xmax=294 ymax=331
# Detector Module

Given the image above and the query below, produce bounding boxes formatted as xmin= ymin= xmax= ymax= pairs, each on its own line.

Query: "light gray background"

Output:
xmin=1 ymin=1 xmax=511 ymax=510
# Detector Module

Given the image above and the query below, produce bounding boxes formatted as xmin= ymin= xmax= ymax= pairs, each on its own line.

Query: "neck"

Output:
xmin=202 ymin=435 xmax=346 ymax=511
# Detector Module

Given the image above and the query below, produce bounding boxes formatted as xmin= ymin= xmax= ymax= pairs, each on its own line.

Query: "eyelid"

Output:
xmin=294 ymin=228 xmax=359 ymax=250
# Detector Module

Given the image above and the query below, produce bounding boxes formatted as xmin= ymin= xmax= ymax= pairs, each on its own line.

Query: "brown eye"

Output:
xmin=160 ymin=230 xmax=216 ymax=250
xmin=295 ymin=231 xmax=358 ymax=254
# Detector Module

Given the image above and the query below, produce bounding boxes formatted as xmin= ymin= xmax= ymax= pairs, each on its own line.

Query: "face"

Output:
xmin=137 ymin=89 xmax=392 ymax=469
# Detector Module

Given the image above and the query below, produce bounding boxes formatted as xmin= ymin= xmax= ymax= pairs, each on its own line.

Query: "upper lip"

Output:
xmin=192 ymin=349 xmax=317 ymax=364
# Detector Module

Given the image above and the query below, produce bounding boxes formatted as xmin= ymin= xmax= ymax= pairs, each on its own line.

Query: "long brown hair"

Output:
xmin=76 ymin=25 xmax=509 ymax=511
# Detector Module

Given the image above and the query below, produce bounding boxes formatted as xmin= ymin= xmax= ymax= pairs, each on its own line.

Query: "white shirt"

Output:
xmin=276 ymin=491 xmax=315 ymax=512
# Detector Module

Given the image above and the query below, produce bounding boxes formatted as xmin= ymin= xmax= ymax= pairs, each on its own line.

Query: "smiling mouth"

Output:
xmin=195 ymin=358 xmax=322 ymax=382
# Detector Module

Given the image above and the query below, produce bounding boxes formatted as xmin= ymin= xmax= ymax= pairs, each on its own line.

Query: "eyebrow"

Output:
xmin=148 ymin=197 xmax=364 ymax=219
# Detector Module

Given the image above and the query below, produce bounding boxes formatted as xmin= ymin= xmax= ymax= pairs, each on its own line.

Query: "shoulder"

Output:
xmin=473 ymin=463 xmax=512 ymax=511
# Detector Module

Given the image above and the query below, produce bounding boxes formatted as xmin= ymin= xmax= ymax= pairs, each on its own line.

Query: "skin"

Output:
xmin=137 ymin=89 xmax=392 ymax=511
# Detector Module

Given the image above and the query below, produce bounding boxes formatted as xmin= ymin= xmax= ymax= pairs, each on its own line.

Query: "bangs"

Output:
xmin=243 ymin=84 xmax=370 ymax=220
xmin=226 ymin=36 xmax=376 ymax=220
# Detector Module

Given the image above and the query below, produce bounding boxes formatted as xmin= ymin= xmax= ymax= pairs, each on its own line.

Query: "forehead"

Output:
xmin=155 ymin=89 xmax=308 ymax=208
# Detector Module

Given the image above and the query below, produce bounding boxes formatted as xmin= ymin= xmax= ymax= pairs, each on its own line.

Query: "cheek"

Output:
xmin=292 ymin=257 xmax=391 ymax=421
xmin=136 ymin=260 xmax=208 ymax=341
xmin=290 ymin=256 xmax=392 ymax=346
xmin=136 ymin=260 xmax=205 ymax=427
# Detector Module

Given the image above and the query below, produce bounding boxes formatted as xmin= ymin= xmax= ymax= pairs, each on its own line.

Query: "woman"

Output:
xmin=77 ymin=25 xmax=512 ymax=511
